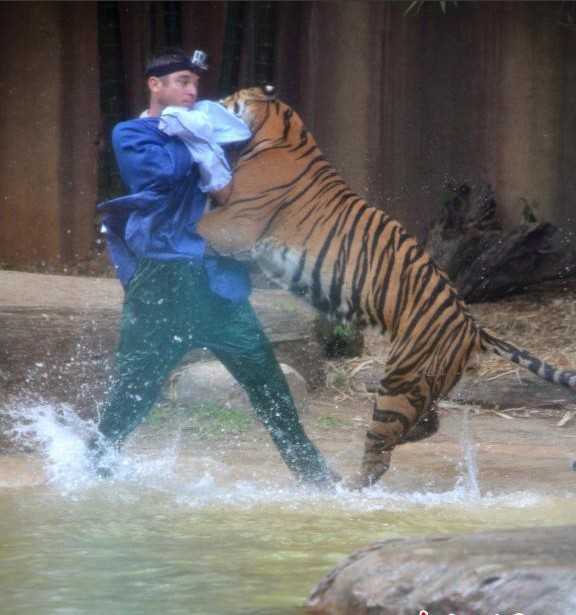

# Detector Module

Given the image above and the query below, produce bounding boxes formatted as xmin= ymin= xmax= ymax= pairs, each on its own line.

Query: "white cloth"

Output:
xmin=157 ymin=101 xmax=251 ymax=193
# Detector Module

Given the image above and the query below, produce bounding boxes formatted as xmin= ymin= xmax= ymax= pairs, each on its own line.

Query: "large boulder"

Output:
xmin=168 ymin=360 xmax=309 ymax=414
xmin=306 ymin=525 xmax=576 ymax=615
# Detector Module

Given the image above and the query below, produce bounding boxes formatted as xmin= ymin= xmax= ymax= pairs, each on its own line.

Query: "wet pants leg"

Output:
xmin=202 ymin=298 xmax=334 ymax=485
xmin=96 ymin=260 xmax=193 ymax=445
xmin=97 ymin=260 xmax=335 ymax=485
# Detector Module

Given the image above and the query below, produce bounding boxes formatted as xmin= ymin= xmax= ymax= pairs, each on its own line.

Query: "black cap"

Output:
xmin=145 ymin=49 xmax=209 ymax=78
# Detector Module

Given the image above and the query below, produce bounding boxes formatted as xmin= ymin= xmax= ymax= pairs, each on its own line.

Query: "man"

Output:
xmin=92 ymin=48 xmax=337 ymax=487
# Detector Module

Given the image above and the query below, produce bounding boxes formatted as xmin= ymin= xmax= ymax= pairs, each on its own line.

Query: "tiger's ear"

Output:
xmin=261 ymin=84 xmax=276 ymax=100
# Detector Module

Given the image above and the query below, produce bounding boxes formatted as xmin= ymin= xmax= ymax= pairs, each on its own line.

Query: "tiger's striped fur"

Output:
xmin=197 ymin=87 xmax=576 ymax=488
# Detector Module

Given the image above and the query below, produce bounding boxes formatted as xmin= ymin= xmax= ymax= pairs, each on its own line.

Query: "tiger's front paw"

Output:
xmin=344 ymin=463 xmax=391 ymax=490
xmin=343 ymin=472 xmax=371 ymax=491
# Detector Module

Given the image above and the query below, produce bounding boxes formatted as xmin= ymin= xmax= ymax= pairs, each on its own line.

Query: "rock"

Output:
xmin=357 ymin=364 xmax=576 ymax=410
xmin=306 ymin=525 xmax=576 ymax=615
xmin=169 ymin=360 xmax=309 ymax=414
xmin=450 ymin=370 xmax=576 ymax=409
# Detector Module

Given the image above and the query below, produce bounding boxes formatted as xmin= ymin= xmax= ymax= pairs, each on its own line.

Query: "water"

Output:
xmin=458 ymin=407 xmax=481 ymax=498
xmin=1 ymin=403 xmax=575 ymax=615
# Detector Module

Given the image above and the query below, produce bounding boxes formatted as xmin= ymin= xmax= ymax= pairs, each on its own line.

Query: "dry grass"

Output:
xmin=327 ymin=279 xmax=576 ymax=396
xmin=469 ymin=280 xmax=576 ymax=378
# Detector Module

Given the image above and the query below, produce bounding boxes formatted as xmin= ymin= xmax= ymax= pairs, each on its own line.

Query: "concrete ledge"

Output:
xmin=0 ymin=272 xmax=325 ymax=414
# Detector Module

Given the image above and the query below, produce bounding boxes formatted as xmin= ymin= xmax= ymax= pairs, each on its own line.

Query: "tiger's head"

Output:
xmin=198 ymin=85 xmax=315 ymax=253
xmin=220 ymin=85 xmax=284 ymax=134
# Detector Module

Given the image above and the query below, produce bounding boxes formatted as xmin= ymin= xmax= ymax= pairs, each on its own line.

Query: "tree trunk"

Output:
xmin=424 ymin=183 xmax=576 ymax=303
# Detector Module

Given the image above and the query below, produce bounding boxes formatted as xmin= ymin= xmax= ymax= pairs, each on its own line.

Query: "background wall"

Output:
xmin=0 ymin=2 xmax=99 ymax=266
xmin=1 ymin=1 xmax=575 ymax=267
xmin=289 ymin=1 xmax=576 ymax=239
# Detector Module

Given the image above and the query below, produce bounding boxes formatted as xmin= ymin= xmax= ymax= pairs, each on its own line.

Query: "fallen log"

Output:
xmin=425 ymin=183 xmax=576 ymax=303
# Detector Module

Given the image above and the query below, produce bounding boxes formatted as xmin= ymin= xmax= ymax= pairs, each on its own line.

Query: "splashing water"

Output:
xmin=6 ymin=402 xmax=98 ymax=490
xmin=2 ymin=400 xmax=576 ymax=615
xmin=2 ymin=400 xmax=548 ymax=514
xmin=456 ymin=406 xmax=481 ymax=499
xmin=5 ymin=402 xmax=181 ymax=493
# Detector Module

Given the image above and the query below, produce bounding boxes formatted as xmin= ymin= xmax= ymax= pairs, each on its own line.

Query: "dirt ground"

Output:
xmin=1 ymin=275 xmax=576 ymax=492
xmin=159 ymin=380 xmax=576 ymax=493
xmin=2 ymin=392 xmax=575 ymax=493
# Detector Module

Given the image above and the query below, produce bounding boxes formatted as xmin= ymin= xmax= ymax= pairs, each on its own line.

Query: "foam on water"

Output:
xmin=456 ymin=406 xmax=481 ymax=499
xmin=3 ymin=400 xmax=558 ymax=514
xmin=7 ymin=401 xmax=98 ymax=491
xmin=5 ymin=401 xmax=181 ymax=494
xmin=169 ymin=472 xmax=546 ymax=514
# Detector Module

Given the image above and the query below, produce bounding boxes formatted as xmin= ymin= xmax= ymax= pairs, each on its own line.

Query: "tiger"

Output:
xmin=197 ymin=85 xmax=576 ymax=489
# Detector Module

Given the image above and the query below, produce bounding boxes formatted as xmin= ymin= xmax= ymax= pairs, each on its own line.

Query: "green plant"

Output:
xmin=316 ymin=415 xmax=347 ymax=429
xmin=333 ymin=323 xmax=352 ymax=337
xmin=148 ymin=400 xmax=254 ymax=437
xmin=316 ymin=318 xmax=365 ymax=358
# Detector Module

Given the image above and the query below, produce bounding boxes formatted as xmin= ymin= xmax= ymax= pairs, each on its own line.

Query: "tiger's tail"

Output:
xmin=479 ymin=328 xmax=576 ymax=392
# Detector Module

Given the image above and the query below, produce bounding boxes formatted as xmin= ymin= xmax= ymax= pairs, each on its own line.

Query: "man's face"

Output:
xmin=149 ymin=70 xmax=199 ymax=109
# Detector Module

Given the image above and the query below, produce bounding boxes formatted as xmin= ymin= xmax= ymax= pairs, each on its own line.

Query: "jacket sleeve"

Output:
xmin=112 ymin=121 xmax=190 ymax=194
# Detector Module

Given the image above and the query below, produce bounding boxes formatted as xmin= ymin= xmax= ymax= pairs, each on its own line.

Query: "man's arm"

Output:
xmin=112 ymin=121 xmax=189 ymax=194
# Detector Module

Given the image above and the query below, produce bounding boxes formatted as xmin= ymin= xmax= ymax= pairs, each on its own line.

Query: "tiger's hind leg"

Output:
xmin=399 ymin=405 xmax=439 ymax=444
xmin=347 ymin=378 xmax=434 ymax=489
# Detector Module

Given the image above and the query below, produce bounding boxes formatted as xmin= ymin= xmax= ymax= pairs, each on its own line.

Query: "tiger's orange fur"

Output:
xmin=198 ymin=87 xmax=576 ymax=488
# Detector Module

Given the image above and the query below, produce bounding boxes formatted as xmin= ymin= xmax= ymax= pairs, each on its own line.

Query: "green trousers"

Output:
xmin=97 ymin=259 xmax=334 ymax=485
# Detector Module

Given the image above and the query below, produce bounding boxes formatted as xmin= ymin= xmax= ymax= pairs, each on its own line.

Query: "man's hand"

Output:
xmin=210 ymin=181 xmax=232 ymax=207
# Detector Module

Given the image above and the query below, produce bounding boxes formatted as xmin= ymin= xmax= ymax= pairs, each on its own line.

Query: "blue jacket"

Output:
xmin=98 ymin=117 xmax=250 ymax=301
